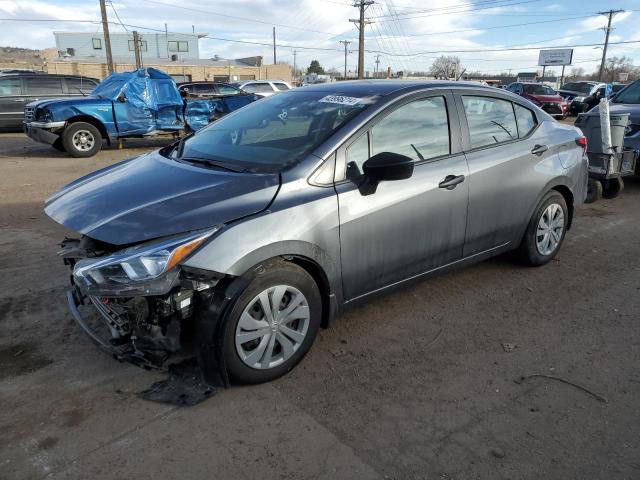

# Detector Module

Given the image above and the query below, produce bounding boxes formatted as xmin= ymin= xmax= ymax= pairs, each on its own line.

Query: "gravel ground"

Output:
xmin=1 ymin=132 xmax=639 ymax=480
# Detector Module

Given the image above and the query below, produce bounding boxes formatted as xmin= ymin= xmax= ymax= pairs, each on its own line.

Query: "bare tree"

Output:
xmin=604 ymin=56 xmax=634 ymax=82
xmin=429 ymin=56 xmax=462 ymax=79
xmin=568 ymin=67 xmax=585 ymax=80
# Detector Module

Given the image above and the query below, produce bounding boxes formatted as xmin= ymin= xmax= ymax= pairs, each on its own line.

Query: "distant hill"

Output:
xmin=0 ymin=46 xmax=46 ymax=64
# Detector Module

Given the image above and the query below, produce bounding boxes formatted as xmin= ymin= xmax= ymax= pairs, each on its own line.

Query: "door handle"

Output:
xmin=531 ymin=144 xmax=549 ymax=156
xmin=439 ymin=174 xmax=465 ymax=190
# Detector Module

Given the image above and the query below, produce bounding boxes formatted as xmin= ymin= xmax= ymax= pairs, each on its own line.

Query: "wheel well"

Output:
xmin=285 ymin=255 xmax=332 ymax=329
xmin=552 ymin=185 xmax=574 ymax=229
xmin=67 ymin=116 xmax=109 ymax=144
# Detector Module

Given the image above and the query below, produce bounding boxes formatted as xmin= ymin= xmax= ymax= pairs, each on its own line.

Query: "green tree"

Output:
xmin=307 ymin=60 xmax=325 ymax=75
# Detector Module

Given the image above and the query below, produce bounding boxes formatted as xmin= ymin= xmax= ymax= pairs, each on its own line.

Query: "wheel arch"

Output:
xmin=551 ymin=184 xmax=574 ymax=229
xmin=66 ymin=115 xmax=110 ymax=144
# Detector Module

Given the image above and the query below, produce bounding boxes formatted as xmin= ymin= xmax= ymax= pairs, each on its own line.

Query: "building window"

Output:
xmin=168 ymin=41 xmax=189 ymax=52
xmin=128 ymin=39 xmax=148 ymax=52
xmin=92 ymin=38 xmax=102 ymax=50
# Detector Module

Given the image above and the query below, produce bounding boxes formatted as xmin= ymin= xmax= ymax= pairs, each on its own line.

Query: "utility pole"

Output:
xmin=349 ymin=0 xmax=374 ymax=79
xmin=273 ymin=27 xmax=277 ymax=64
xmin=132 ymin=30 xmax=142 ymax=68
xmin=99 ymin=0 xmax=114 ymax=74
xmin=293 ymin=50 xmax=297 ymax=82
xmin=339 ymin=40 xmax=352 ymax=80
xmin=598 ymin=9 xmax=624 ymax=82
xmin=375 ymin=54 xmax=380 ymax=77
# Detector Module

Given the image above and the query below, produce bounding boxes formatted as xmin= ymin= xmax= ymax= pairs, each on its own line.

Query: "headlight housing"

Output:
xmin=574 ymin=96 xmax=585 ymax=103
xmin=73 ymin=228 xmax=218 ymax=297
xmin=37 ymin=108 xmax=53 ymax=122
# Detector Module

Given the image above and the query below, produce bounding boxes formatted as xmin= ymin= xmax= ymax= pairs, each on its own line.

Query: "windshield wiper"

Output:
xmin=179 ymin=156 xmax=247 ymax=173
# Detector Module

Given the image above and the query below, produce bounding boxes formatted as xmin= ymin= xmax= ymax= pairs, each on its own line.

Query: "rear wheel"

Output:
xmin=223 ymin=261 xmax=321 ymax=384
xmin=602 ymin=177 xmax=624 ymax=199
xmin=585 ymin=178 xmax=602 ymax=204
xmin=62 ymin=122 xmax=102 ymax=158
xmin=517 ymin=191 xmax=568 ymax=266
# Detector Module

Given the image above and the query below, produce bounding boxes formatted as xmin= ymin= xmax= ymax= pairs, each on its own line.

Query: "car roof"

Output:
xmin=0 ymin=72 xmax=98 ymax=81
xmin=177 ymin=81 xmax=229 ymax=85
xmin=296 ymin=79 xmax=494 ymax=97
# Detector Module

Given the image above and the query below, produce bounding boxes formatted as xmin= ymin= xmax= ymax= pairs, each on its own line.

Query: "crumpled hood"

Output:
xmin=45 ymin=151 xmax=280 ymax=245
xmin=27 ymin=96 xmax=110 ymax=110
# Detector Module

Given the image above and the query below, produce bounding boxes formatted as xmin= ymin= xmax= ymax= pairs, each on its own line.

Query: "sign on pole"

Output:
xmin=619 ymin=72 xmax=629 ymax=82
xmin=538 ymin=49 xmax=573 ymax=66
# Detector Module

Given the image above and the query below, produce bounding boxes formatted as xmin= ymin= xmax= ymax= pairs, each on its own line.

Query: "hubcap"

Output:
xmin=235 ymin=285 xmax=310 ymax=370
xmin=536 ymin=203 xmax=564 ymax=256
xmin=72 ymin=130 xmax=95 ymax=151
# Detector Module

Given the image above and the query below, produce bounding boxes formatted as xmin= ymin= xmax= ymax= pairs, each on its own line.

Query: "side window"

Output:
xmin=346 ymin=132 xmax=369 ymax=179
xmin=217 ymin=85 xmax=240 ymax=95
xmin=371 ymin=96 xmax=450 ymax=161
xmin=66 ymin=77 xmax=96 ymax=95
xmin=194 ymin=84 xmax=216 ymax=96
xmin=24 ymin=77 xmax=63 ymax=95
xmin=462 ymin=96 xmax=517 ymax=149
xmin=273 ymin=82 xmax=290 ymax=91
xmin=254 ymin=83 xmax=275 ymax=93
xmin=0 ymin=77 xmax=22 ymax=95
xmin=514 ymin=103 xmax=537 ymax=137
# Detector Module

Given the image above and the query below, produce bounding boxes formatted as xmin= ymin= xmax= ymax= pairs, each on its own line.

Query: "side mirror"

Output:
xmin=362 ymin=152 xmax=414 ymax=182
xmin=117 ymin=93 xmax=126 ymax=103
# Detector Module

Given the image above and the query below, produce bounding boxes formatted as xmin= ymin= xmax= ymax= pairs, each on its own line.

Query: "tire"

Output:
xmin=517 ymin=191 xmax=568 ymax=267
xmin=223 ymin=260 xmax=322 ymax=384
xmin=585 ymin=178 xmax=602 ymax=204
xmin=62 ymin=122 xmax=102 ymax=158
xmin=602 ymin=177 xmax=624 ymax=199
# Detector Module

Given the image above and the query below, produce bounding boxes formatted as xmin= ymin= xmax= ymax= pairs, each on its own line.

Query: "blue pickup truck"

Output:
xmin=24 ymin=67 xmax=258 ymax=157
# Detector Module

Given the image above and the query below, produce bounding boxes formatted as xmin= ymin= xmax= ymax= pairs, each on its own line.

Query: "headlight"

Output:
xmin=73 ymin=228 xmax=218 ymax=296
xmin=574 ymin=96 xmax=585 ymax=103
xmin=37 ymin=109 xmax=52 ymax=122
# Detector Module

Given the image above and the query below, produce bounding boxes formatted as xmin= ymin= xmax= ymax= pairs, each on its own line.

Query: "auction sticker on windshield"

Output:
xmin=318 ymin=95 xmax=362 ymax=106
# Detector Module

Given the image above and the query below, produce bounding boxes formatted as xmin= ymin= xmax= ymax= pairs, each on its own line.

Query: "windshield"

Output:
xmin=560 ymin=82 xmax=594 ymax=94
xmin=172 ymin=90 xmax=377 ymax=172
xmin=612 ymin=80 xmax=640 ymax=104
xmin=523 ymin=84 xmax=556 ymax=95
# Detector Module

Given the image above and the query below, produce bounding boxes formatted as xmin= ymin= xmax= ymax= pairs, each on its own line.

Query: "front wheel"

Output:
xmin=62 ymin=122 xmax=102 ymax=158
xmin=223 ymin=260 xmax=322 ymax=384
xmin=517 ymin=191 xmax=568 ymax=266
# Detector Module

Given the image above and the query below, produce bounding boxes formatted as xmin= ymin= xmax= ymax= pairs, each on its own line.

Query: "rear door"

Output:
xmin=0 ymin=76 xmax=25 ymax=128
xmin=336 ymin=91 xmax=469 ymax=300
xmin=454 ymin=91 xmax=554 ymax=256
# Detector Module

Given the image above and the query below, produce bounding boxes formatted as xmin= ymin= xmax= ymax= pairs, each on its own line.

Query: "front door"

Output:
xmin=336 ymin=93 xmax=469 ymax=300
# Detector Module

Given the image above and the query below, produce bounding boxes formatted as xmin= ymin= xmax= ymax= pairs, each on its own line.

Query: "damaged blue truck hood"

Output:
xmin=45 ymin=151 xmax=280 ymax=245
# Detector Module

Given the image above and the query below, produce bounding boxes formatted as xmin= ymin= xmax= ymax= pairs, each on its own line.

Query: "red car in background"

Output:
xmin=506 ymin=82 xmax=568 ymax=119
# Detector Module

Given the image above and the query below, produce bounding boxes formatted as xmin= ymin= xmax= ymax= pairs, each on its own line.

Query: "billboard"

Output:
xmin=538 ymin=49 xmax=573 ymax=66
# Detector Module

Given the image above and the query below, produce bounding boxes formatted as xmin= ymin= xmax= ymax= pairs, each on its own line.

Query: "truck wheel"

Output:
xmin=62 ymin=122 xmax=102 ymax=158
xmin=585 ymin=179 xmax=602 ymax=204
xmin=602 ymin=177 xmax=624 ymax=199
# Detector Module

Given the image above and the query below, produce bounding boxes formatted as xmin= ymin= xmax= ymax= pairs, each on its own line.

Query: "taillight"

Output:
xmin=575 ymin=136 xmax=587 ymax=154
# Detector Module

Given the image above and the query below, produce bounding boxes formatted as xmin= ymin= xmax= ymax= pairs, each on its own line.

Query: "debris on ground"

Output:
xmin=502 ymin=343 xmax=516 ymax=352
xmin=490 ymin=447 xmax=505 ymax=458
xmin=514 ymin=374 xmax=608 ymax=403
xmin=139 ymin=357 xmax=222 ymax=406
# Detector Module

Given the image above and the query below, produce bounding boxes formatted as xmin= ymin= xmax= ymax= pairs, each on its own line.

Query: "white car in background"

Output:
xmin=232 ymin=80 xmax=292 ymax=97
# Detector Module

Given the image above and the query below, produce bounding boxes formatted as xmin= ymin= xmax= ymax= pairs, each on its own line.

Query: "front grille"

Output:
xmin=542 ymin=103 xmax=562 ymax=115
xmin=24 ymin=106 xmax=35 ymax=122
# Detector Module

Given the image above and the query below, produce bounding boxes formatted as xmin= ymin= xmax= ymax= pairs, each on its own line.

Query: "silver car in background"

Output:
xmin=45 ymin=81 xmax=589 ymax=385
xmin=232 ymin=80 xmax=292 ymax=97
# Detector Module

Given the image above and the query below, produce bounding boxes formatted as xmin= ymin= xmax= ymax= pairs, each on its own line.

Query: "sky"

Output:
xmin=0 ymin=0 xmax=639 ymax=77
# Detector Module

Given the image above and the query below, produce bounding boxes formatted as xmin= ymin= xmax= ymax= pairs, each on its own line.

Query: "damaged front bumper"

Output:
xmin=24 ymin=121 xmax=65 ymax=145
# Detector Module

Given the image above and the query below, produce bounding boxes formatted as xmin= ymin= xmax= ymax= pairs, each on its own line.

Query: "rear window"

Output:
xmin=273 ymin=82 xmax=290 ymax=91
xmin=243 ymin=83 xmax=274 ymax=94
xmin=523 ymin=84 xmax=556 ymax=95
xmin=462 ymin=96 xmax=517 ymax=149
xmin=24 ymin=77 xmax=63 ymax=95
xmin=560 ymin=82 xmax=593 ymax=94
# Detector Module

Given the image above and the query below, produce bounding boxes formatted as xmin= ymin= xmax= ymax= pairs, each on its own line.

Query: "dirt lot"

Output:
xmin=1 ymin=132 xmax=639 ymax=480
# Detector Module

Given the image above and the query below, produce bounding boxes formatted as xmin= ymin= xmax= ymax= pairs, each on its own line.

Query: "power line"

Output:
xmin=2 ymin=17 xmax=640 ymax=58
xmin=107 ymin=0 xmax=128 ymax=33
xmin=368 ymin=0 xmax=543 ymax=20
